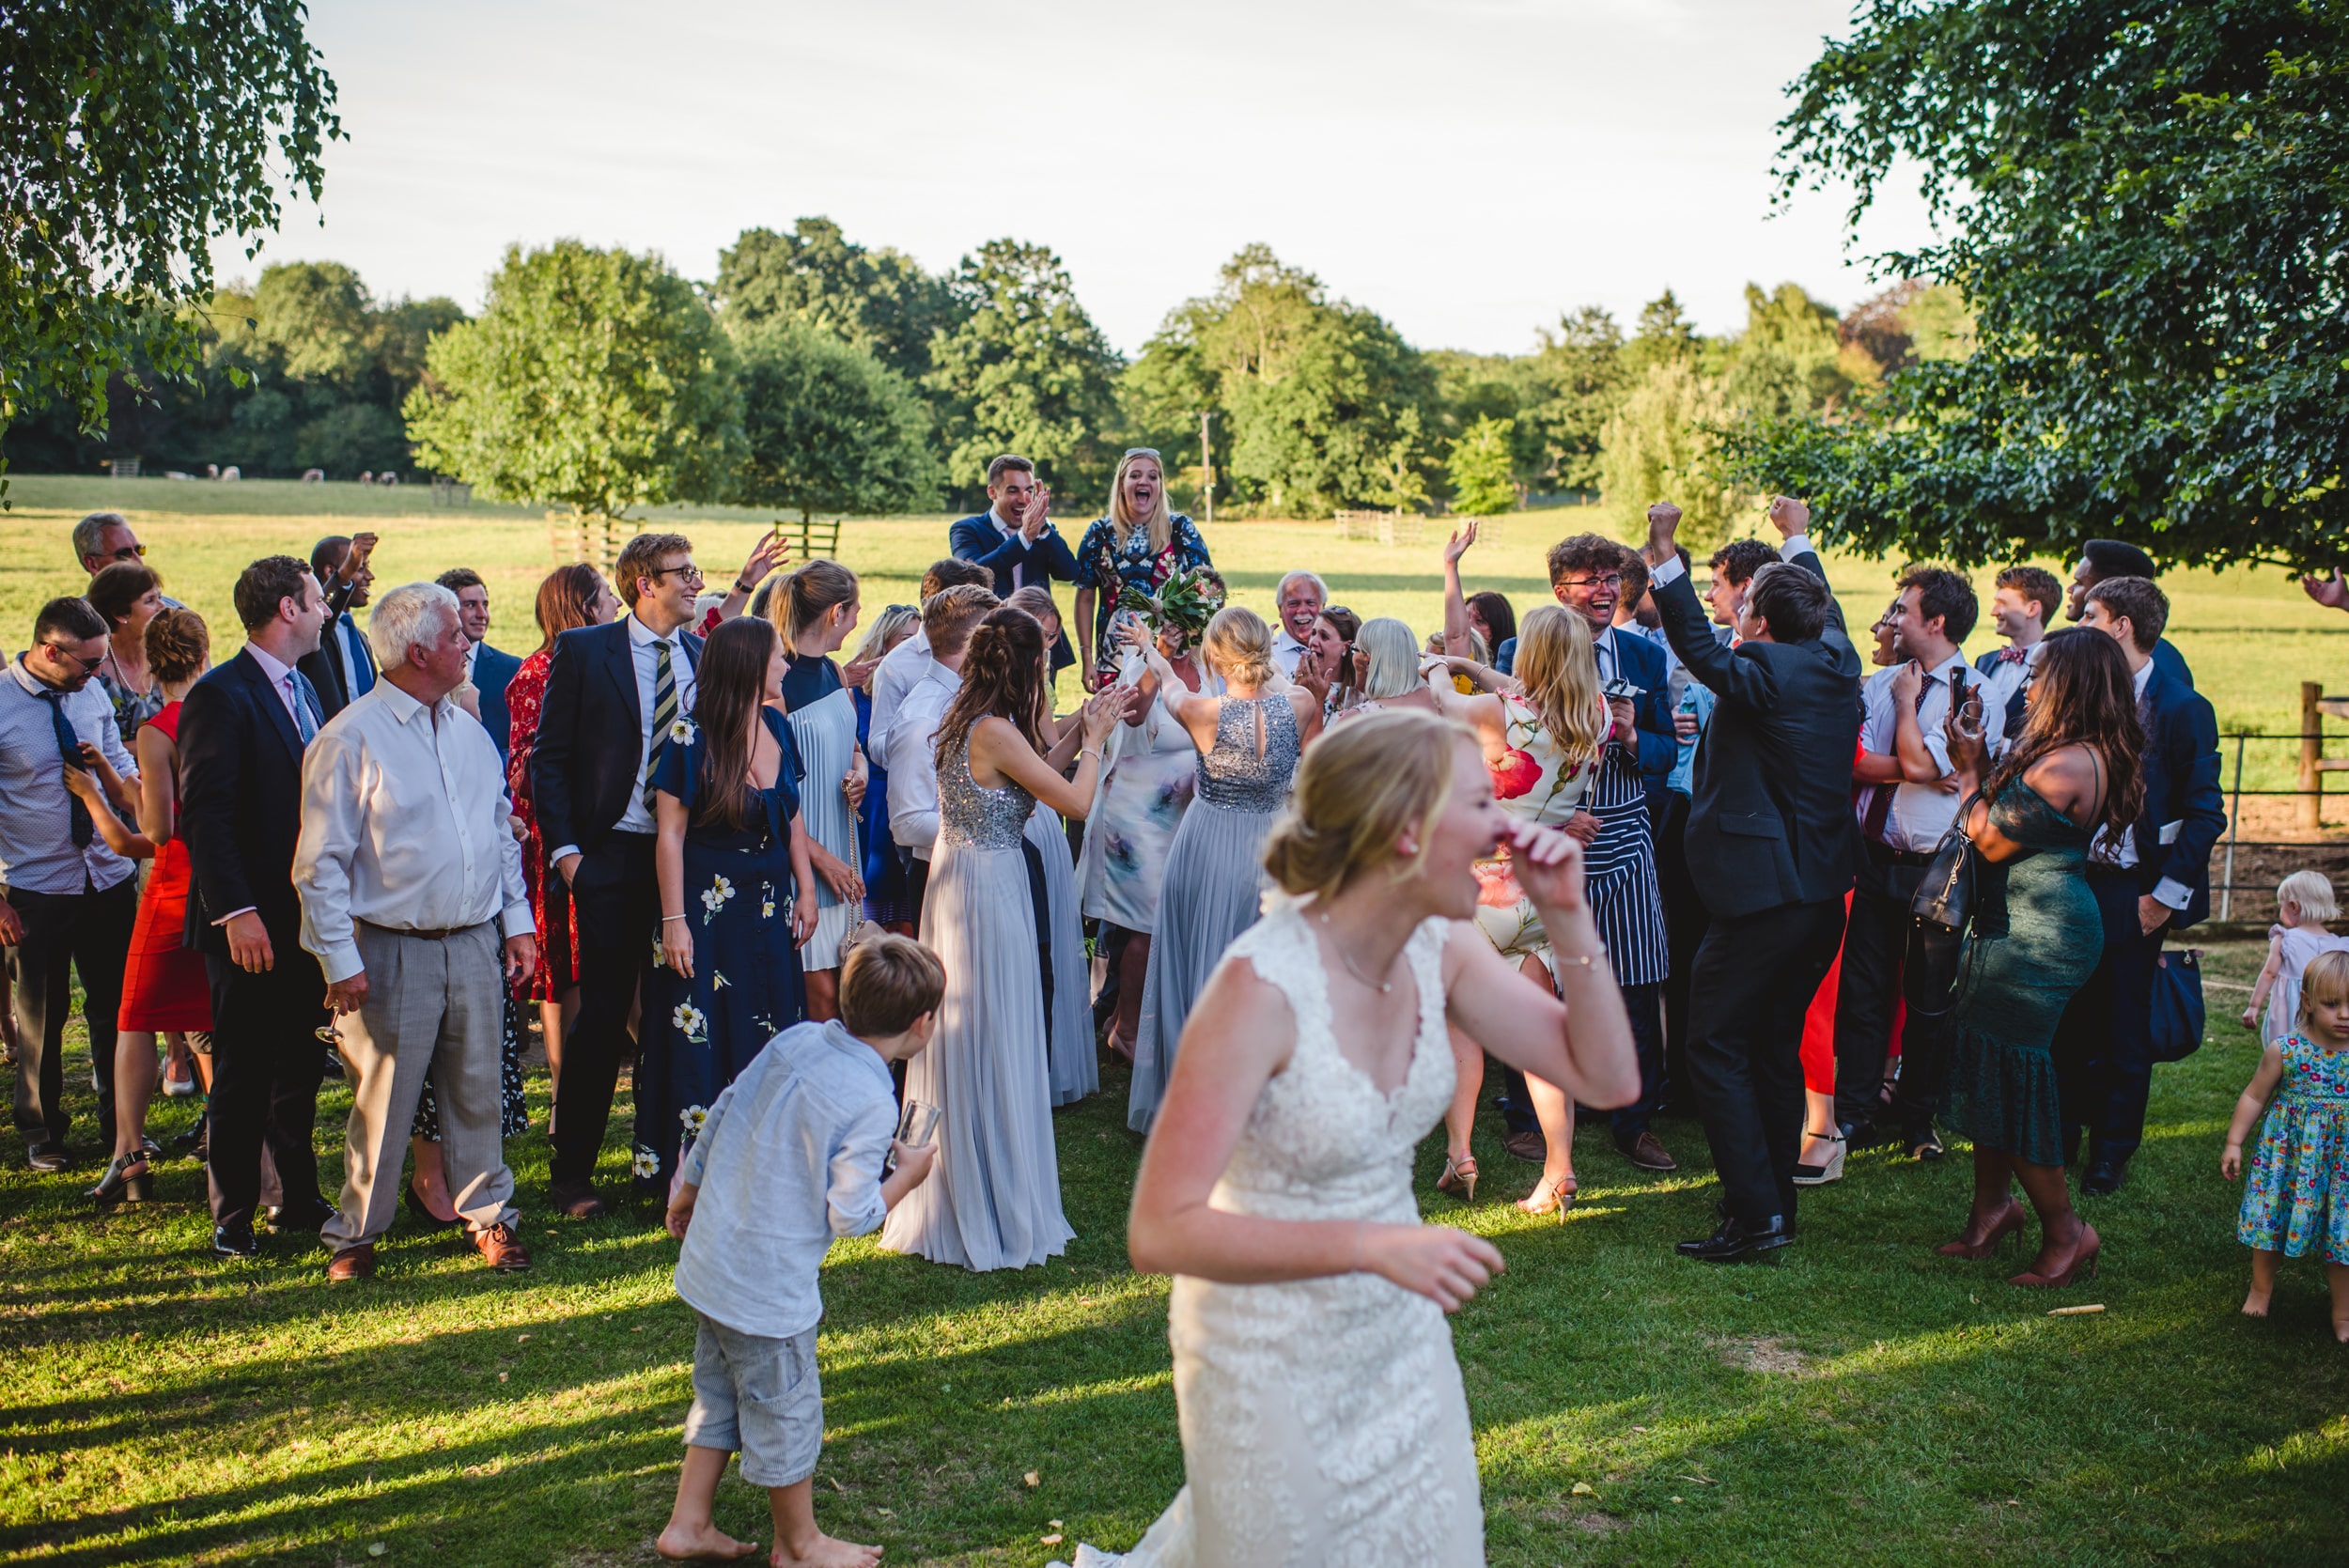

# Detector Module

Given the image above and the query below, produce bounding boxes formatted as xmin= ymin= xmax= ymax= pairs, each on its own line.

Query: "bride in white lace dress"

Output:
xmin=1059 ymin=708 xmax=1641 ymax=1567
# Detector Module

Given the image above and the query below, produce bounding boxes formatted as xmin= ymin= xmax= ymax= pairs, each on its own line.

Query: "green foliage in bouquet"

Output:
xmin=1117 ymin=566 xmax=1226 ymax=642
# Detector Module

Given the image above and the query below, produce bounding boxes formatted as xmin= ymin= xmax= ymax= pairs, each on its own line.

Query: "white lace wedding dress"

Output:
xmin=1062 ymin=903 xmax=1486 ymax=1566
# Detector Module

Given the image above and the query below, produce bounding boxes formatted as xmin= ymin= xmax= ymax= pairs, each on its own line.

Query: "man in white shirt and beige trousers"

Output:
xmin=295 ymin=582 xmax=540 ymax=1281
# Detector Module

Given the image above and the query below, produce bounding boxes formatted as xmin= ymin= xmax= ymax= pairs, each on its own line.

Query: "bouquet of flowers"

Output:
xmin=1117 ymin=566 xmax=1227 ymax=643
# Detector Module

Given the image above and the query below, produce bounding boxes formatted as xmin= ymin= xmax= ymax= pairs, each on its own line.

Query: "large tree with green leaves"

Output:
xmin=924 ymin=239 xmax=1122 ymax=505
xmin=1736 ymin=0 xmax=2349 ymax=569
xmin=1446 ymin=415 xmax=1518 ymax=515
xmin=2 ymin=0 xmax=341 ymax=479
xmin=711 ymin=218 xmax=957 ymax=384
xmin=404 ymin=241 xmax=739 ymax=559
xmin=731 ymin=318 xmax=941 ymax=522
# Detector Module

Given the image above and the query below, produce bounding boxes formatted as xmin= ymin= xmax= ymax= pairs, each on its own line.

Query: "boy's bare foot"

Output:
xmin=657 ymin=1521 xmax=759 ymax=1561
xmin=2241 ymin=1289 xmax=2272 ymax=1318
xmin=772 ymin=1531 xmax=881 ymax=1567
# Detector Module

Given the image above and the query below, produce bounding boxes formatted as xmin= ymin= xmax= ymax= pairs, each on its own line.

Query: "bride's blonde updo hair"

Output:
xmin=1202 ymin=604 xmax=1277 ymax=686
xmin=1263 ymin=708 xmax=1474 ymax=900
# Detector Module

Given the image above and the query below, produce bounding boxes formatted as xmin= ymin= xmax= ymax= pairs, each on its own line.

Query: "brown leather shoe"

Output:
xmin=1501 ymin=1128 xmax=1548 ymax=1166
xmin=1621 ymin=1132 xmax=1678 ymax=1172
xmin=471 ymin=1221 xmax=532 ymax=1272
xmin=325 ymin=1244 xmax=377 ymax=1281
xmin=547 ymin=1181 xmax=607 ymax=1219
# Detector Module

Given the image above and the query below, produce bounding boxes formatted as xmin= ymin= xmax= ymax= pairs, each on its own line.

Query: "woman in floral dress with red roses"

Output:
xmin=1071 ymin=449 xmax=1212 ymax=691
xmin=1436 ymin=603 xmax=1609 ymax=1211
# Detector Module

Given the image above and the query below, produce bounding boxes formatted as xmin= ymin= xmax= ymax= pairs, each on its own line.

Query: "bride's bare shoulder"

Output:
xmin=1187 ymin=945 xmax=1301 ymax=1075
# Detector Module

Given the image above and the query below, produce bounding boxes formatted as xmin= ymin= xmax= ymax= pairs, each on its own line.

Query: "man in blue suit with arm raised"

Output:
xmin=949 ymin=454 xmax=1077 ymax=674
xmin=2059 ymin=575 xmax=2225 ymax=1196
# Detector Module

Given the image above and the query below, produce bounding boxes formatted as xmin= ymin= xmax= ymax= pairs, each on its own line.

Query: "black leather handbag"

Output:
xmin=1905 ymin=804 xmax=1980 ymax=1017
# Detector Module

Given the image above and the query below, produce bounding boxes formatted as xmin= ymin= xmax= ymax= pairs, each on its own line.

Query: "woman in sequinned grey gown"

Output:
xmin=1124 ymin=607 xmax=1320 ymax=1133
xmin=880 ymin=608 xmax=1123 ymax=1270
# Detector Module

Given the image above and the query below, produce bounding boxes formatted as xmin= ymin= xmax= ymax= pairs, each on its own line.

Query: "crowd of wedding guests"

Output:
xmin=12 ymin=464 xmax=2345 ymax=1311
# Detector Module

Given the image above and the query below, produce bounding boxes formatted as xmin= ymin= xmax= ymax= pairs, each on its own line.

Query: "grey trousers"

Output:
xmin=321 ymin=921 xmax=518 ymax=1250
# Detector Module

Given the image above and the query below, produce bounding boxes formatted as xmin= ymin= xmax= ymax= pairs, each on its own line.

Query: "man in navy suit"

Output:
xmin=530 ymin=532 xmax=706 ymax=1218
xmin=2058 ymin=578 xmax=2225 ymax=1196
xmin=438 ymin=567 xmax=522 ymax=759
xmin=300 ymin=534 xmax=380 ymax=719
xmin=2063 ymin=540 xmax=2194 ymax=691
xmin=178 ymin=556 xmax=337 ymax=1256
xmin=949 ymin=454 xmax=1077 ymax=674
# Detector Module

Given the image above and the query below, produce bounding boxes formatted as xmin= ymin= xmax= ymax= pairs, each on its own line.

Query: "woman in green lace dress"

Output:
xmin=1938 ymin=629 xmax=2144 ymax=1289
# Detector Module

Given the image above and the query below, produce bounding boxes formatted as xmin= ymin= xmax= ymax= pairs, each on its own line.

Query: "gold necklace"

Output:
xmin=1319 ymin=913 xmax=1394 ymax=994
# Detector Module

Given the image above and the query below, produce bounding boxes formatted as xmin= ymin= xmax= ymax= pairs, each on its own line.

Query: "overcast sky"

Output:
xmin=249 ymin=0 xmax=1937 ymax=357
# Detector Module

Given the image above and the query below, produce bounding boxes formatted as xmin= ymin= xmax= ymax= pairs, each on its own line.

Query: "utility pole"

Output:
xmin=1198 ymin=409 xmax=1215 ymax=526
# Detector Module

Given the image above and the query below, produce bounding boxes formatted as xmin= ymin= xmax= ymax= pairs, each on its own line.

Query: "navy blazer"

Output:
xmin=471 ymin=642 xmax=522 ymax=760
xmin=529 ymin=619 xmax=703 ymax=860
xmin=1602 ymin=627 xmax=1679 ymax=795
xmin=950 ymin=510 xmax=1080 ymax=596
xmin=176 ymin=650 xmax=314 ymax=952
xmin=2129 ymin=658 xmax=2226 ymax=928
xmin=1652 ymin=549 xmax=1862 ymax=919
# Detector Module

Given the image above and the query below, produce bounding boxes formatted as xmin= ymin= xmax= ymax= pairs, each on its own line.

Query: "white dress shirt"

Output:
xmin=293 ymin=678 xmax=533 ymax=984
xmin=0 ymin=659 xmax=139 ymax=895
xmin=1854 ymin=651 xmax=2007 ymax=853
xmin=990 ymin=510 xmax=1028 ymax=590
xmin=1271 ymin=629 xmax=1312 ymax=680
xmin=886 ymin=661 xmax=961 ymax=861
xmin=244 ymin=641 xmax=309 ymax=731
xmin=615 ymin=613 xmax=699 ymax=837
xmin=1980 ymin=637 xmax=2042 ymax=728
xmin=866 ymin=628 xmax=933 ymax=766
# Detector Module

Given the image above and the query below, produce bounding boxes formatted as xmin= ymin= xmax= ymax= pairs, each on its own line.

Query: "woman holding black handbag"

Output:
xmin=1935 ymin=628 xmax=2144 ymax=1287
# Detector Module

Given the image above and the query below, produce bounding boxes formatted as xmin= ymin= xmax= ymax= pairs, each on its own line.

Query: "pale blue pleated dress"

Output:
xmin=880 ymin=737 xmax=1073 ymax=1270
xmin=1128 ymin=695 xmax=1301 ymax=1132
xmin=1029 ymin=802 xmax=1098 ymax=1107
xmin=782 ymin=654 xmax=861 ymax=971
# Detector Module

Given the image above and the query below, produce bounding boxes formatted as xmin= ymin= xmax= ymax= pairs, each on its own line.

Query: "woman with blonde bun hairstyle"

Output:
xmin=1118 ymin=605 xmax=1321 ymax=1131
xmin=1053 ymin=708 xmax=1638 ymax=1568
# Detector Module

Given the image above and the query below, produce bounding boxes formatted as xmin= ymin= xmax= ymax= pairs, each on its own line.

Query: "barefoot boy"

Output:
xmin=659 ymin=935 xmax=945 ymax=1566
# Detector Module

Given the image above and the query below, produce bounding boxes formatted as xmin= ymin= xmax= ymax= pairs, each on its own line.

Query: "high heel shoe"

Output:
xmin=1935 ymin=1200 xmax=2027 ymax=1259
xmin=2010 ymin=1223 xmax=2100 ymax=1288
xmin=405 ymin=1180 xmax=462 ymax=1231
xmin=1791 ymin=1134 xmax=1846 ymax=1187
xmin=1436 ymin=1155 xmax=1480 ymax=1203
xmin=87 ymin=1153 xmax=153 ymax=1208
xmin=1517 ymin=1173 xmax=1577 ymax=1219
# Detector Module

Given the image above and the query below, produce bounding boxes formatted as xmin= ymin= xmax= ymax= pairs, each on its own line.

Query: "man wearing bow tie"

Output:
xmin=179 ymin=557 xmax=337 ymax=1257
xmin=1975 ymin=565 xmax=2062 ymax=741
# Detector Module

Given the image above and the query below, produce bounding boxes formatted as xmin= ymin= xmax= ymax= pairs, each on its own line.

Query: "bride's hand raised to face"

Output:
xmin=1502 ymin=819 xmax=1588 ymax=916
xmin=1360 ymin=1222 xmax=1504 ymax=1312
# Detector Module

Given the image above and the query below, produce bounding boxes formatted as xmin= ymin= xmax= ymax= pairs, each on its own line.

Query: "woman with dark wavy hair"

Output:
xmin=880 ymin=607 xmax=1121 ymax=1270
xmin=1937 ymin=626 xmax=2145 ymax=1289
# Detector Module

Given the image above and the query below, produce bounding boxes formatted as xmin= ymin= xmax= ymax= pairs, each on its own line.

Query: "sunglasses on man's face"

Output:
xmin=111 ymin=544 xmax=147 ymax=561
xmin=40 ymin=642 xmax=106 ymax=673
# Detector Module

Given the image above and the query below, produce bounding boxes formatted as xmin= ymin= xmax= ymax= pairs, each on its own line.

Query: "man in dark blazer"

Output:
xmin=530 ymin=532 xmax=705 ymax=1218
xmin=178 ymin=555 xmax=335 ymax=1257
xmin=1546 ymin=535 xmax=1678 ymax=794
xmin=438 ymin=567 xmax=522 ymax=758
xmin=950 ymin=454 xmax=1077 ymax=674
xmin=1641 ymin=497 xmax=1861 ymax=1260
xmin=2063 ymin=539 xmax=2194 ymax=691
xmin=297 ymin=533 xmax=379 ymax=719
xmin=2059 ymin=578 xmax=2226 ymax=1195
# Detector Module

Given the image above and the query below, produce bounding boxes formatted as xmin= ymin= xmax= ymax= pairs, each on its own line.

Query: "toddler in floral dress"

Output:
xmin=2225 ymin=949 xmax=2349 ymax=1341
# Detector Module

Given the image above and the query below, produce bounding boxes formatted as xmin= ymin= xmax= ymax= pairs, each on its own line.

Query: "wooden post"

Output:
xmin=2304 ymin=680 xmax=2325 ymax=833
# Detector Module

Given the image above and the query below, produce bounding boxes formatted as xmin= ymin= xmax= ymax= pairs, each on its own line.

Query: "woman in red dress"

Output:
xmin=95 ymin=608 xmax=215 ymax=1206
xmin=506 ymin=565 xmax=621 ymax=1091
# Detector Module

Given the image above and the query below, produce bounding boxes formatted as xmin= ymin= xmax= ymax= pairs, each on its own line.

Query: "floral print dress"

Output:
xmin=1072 ymin=513 xmax=1211 ymax=682
xmin=2237 ymin=1033 xmax=2349 ymax=1264
xmin=636 ymin=707 xmax=809 ymax=1192
xmin=1471 ymin=692 xmax=1600 ymax=962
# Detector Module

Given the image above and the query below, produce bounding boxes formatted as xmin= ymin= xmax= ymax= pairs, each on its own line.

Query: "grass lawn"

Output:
xmin=3 ymin=946 xmax=2347 ymax=1565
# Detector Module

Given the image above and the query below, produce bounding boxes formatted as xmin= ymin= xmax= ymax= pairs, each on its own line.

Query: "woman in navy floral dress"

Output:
xmin=640 ymin=616 xmax=818 ymax=1193
xmin=1071 ymin=449 xmax=1211 ymax=690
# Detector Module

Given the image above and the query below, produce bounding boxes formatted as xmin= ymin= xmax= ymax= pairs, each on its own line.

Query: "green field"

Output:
xmin=6 ymin=474 xmax=2345 ymax=819
xmin=4 ymin=939 xmax=2346 ymax=1566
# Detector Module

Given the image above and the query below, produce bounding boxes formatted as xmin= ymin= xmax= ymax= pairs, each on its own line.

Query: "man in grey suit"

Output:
xmin=1641 ymin=496 xmax=1861 ymax=1261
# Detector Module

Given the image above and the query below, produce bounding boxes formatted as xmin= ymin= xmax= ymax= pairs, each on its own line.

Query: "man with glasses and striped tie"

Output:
xmin=532 ymin=533 xmax=705 ymax=1219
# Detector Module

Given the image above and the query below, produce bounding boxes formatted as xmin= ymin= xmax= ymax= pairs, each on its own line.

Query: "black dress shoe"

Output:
xmin=1906 ymin=1128 xmax=1946 ymax=1162
xmin=1677 ymin=1213 xmax=1796 ymax=1262
xmin=2081 ymin=1160 xmax=2126 ymax=1197
xmin=25 ymin=1143 xmax=69 ymax=1173
xmin=267 ymin=1200 xmax=339 ymax=1233
xmin=212 ymin=1223 xmax=260 ymax=1259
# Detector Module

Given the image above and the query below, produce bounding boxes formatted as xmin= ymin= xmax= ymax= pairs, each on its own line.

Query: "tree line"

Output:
xmin=5 ymin=220 xmax=1965 ymax=551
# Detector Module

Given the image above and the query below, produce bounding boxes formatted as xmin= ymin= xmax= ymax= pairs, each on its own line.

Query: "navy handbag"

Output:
xmin=2148 ymin=948 xmax=2206 ymax=1063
